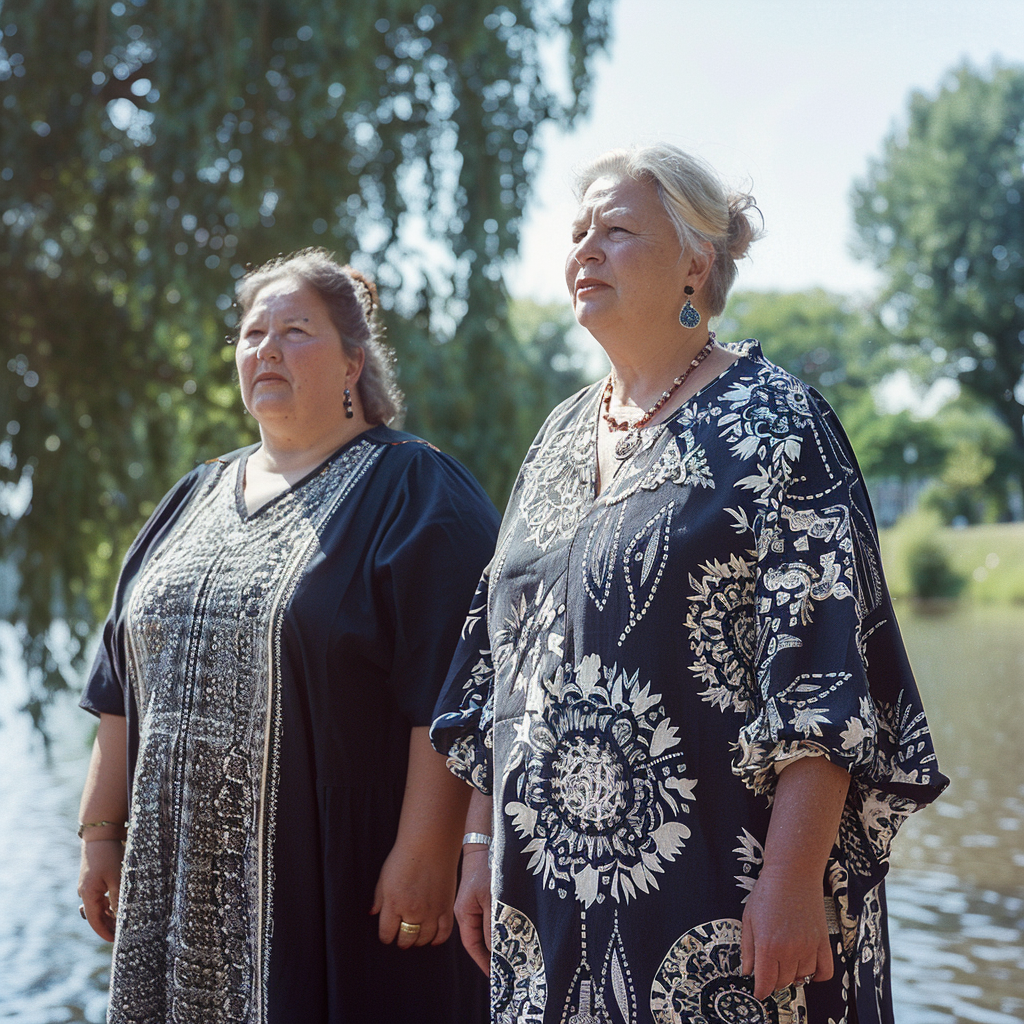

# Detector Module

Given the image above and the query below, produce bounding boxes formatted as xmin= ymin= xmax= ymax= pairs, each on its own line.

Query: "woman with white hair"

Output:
xmin=432 ymin=145 xmax=946 ymax=1024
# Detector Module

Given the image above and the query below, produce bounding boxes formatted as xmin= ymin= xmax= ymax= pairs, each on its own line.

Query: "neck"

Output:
xmin=605 ymin=327 xmax=715 ymax=409
xmin=253 ymin=417 xmax=370 ymax=479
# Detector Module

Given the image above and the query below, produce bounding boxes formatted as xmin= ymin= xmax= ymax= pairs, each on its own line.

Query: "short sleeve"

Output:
xmin=429 ymin=565 xmax=495 ymax=794
xmin=80 ymin=614 xmax=129 ymax=716
xmin=735 ymin=391 xmax=948 ymax=818
xmin=372 ymin=446 xmax=499 ymax=728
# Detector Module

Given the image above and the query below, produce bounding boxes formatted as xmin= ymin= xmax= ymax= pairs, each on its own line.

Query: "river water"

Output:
xmin=0 ymin=606 xmax=1021 ymax=1023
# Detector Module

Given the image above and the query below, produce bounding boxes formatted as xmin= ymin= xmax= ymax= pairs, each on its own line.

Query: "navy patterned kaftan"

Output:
xmin=431 ymin=342 xmax=947 ymax=1024
xmin=81 ymin=426 xmax=497 ymax=1024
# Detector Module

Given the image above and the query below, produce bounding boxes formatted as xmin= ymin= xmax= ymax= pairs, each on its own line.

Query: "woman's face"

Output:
xmin=235 ymin=276 xmax=362 ymax=438
xmin=565 ymin=173 xmax=694 ymax=339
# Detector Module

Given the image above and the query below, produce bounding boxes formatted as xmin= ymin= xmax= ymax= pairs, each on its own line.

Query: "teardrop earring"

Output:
xmin=679 ymin=286 xmax=701 ymax=329
xmin=343 ymin=387 xmax=354 ymax=419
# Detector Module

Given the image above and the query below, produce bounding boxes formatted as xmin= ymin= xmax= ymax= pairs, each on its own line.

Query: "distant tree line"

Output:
xmin=721 ymin=286 xmax=1020 ymax=527
xmin=850 ymin=61 xmax=1024 ymax=511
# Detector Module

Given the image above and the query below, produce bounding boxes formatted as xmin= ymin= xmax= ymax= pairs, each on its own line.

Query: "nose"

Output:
xmin=255 ymin=329 xmax=283 ymax=361
xmin=571 ymin=229 xmax=602 ymax=266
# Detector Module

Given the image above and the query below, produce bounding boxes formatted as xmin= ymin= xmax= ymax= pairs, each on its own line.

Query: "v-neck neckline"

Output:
xmin=591 ymin=345 xmax=750 ymax=500
xmin=233 ymin=429 xmax=377 ymax=521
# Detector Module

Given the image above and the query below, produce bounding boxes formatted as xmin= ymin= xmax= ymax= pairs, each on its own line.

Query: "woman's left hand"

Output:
xmin=368 ymin=727 xmax=470 ymax=949
xmin=370 ymin=839 xmax=457 ymax=948
xmin=740 ymin=865 xmax=833 ymax=999
xmin=740 ymin=755 xmax=851 ymax=1001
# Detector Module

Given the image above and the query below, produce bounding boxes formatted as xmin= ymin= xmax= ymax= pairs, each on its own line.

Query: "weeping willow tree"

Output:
xmin=0 ymin=0 xmax=611 ymax=727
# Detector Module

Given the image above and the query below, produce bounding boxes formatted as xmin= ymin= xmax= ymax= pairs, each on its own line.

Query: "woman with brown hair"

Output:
xmin=77 ymin=248 xmax=495 ymax=1023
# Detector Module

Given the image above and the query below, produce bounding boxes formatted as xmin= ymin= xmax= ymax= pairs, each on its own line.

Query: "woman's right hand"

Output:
xmin=78 ymin=839 xmax=124 ymax=942
xmin=455 ymin=847 xmax=492 ymax=975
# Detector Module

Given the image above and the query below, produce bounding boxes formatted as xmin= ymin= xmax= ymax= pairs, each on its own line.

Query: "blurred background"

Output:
xmin=1 ymin=0 xmax=1022 ymax=1020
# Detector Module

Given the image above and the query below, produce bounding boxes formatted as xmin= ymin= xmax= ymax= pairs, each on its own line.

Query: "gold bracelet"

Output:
xmin=77 ymin=820 xmax=127 ymax=839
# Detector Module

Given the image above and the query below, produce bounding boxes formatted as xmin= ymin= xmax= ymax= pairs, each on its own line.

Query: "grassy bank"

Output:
xmin=879 ymin=521 xmax=1024 ymax=604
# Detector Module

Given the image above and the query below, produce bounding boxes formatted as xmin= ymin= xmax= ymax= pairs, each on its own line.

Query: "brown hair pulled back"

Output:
xmin=235 ymin=248 xmax=403 ymax=425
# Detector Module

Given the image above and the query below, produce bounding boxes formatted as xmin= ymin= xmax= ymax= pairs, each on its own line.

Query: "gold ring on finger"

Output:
xmin=398 ymin=921 xmax=421 ymax=935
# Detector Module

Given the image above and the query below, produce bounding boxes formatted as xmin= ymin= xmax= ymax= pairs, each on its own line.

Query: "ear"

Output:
xmin=685 ymin=245 xmax=715 ymax=293
xmin=345 ymin=346 xmax=366 ymax=383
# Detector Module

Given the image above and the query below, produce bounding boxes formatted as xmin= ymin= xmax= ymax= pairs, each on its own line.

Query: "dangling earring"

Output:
xmin=343 ymin=386 xmax=354 ymax=419
xmin=679 ymin=286 xmax=701 ymax=328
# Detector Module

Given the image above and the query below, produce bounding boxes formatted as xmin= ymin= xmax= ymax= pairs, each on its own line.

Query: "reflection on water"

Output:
xmin=0 ymin=634 xmax=110 ymax=1024
xmin=889 ymin=871 xmax=1024 ymax=1024
xmin=0 ymin=607 xmax=1022 ymax=1022
xmin=892 ymin=605 xmax=1024 ymax=892
xmin=886 ymin=604 xmax=1024 ymax=1024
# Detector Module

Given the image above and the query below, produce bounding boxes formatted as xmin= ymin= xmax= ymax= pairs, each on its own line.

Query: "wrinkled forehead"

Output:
xmin=572 ymin=172 xmax=660 ymax=224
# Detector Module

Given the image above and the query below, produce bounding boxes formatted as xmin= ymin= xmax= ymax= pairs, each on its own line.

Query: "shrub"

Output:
xmin=905 ymin=533 xmax=966 ymax=600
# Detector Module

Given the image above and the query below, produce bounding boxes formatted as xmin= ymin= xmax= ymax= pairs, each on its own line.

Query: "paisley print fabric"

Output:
xmin=432 ymin=342 xmax=947 ymax=1024
xmin=651 ymin=919 xmax=805 ymax=1024
xmin=83 ymin=426 xmax=497 ymax=1024
xmin=110 ymin=441 xmax=377 ymax=1022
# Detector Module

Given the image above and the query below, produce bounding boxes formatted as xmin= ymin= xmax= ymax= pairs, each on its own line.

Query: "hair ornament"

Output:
xmin=344 ymin=266 xmax=378 ymax=318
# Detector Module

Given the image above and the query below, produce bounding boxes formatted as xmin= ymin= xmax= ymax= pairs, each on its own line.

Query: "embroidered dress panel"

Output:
xmin=110 ymin=441 xmax=381 ymax=1024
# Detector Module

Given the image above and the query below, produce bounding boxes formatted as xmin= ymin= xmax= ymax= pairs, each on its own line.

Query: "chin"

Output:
xmin=573 ymin=303 xmax=604 ymax=332
xmin=249 ymin=397 xmax=292 ymax=422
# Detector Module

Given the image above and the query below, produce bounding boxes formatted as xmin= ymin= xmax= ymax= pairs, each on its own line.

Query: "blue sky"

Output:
xmin=507 ymin=0 xmax=1024 ymax=305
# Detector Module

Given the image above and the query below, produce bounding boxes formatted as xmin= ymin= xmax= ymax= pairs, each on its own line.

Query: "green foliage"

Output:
xmin=878 ymin=516 xmax=1024 ymax=605
xmin=508 ymin=298 xmax=591 ymax=431
xmin=852 ymin=61 xmax=1024 ymax=465
xmin=906 ymin=533 xmax=966 ymax=602
xmin=721 ymin=288 xmax=931 ymax=481
xmin=842 ymin=406 xmax=945 ymax=481
xmin=918 ymin=400 xmax=1018 ymax=524
xmin=893 ymin=513 xmax=967 ymax=602
xmin=721 ymin=288 xmax=1021 ymax=522
xmin=721 ymin=288 xmax=897 ymax=426
xmin=0 ymin=0 xmax=612 ymax=722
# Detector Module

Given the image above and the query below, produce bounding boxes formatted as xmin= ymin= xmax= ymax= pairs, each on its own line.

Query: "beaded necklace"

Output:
xmin=601 ymin=333 xmax=716 ymax=460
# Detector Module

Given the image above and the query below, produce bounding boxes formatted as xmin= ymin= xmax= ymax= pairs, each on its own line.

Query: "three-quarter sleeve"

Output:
xmin=735 ymin=392 xmax=947 ymax=819
xmin=429 ymin=566 xmax=495 ymax=793
xmin=372 ymin=447 xmax=499 ymax=729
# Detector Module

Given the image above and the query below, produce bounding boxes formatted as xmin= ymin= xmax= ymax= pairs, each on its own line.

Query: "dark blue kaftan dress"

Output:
xmin=81 ymin=426 xmax=497 ymax=1024
xmin=431 ymin=343 xmax=948 ymax=1024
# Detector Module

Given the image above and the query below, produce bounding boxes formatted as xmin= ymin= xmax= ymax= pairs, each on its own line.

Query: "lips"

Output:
xmin=253 ymin=371 xmax=287 ymax=385
xmin=574 ymin=277 xmax=610 ymax=297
